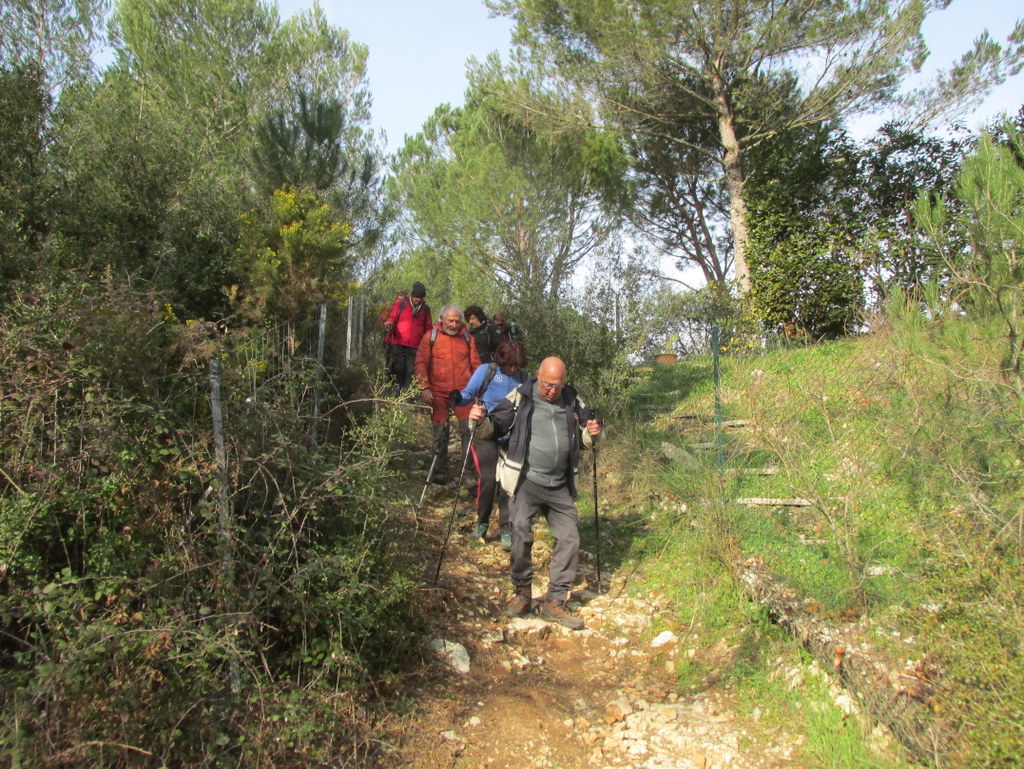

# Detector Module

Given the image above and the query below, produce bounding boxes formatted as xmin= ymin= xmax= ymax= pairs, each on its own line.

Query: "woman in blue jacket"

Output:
xmin=453 ymin=340 xmax=527 ymax=548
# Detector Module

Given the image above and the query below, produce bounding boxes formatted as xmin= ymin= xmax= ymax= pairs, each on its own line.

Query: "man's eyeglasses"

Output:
xmin=539 ymin=380 xmax=564 ymax=391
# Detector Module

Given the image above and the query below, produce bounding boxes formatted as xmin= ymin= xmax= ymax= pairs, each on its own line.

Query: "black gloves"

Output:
xmin=449 ymin=389 xmax=462 ymax=406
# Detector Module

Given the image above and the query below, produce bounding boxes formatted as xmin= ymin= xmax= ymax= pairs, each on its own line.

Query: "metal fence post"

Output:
xmin=346 ymin=297 xmax=355 ymax=364
xmin=712 ymin=324 xmax=725 ymax=475
xmin=312 ymin=302 xmax=327 ymax=450
xmin=208 ymin=357 xmax=241 ymax=693
xmin=355 ymin=294 xmax=364 ymax=359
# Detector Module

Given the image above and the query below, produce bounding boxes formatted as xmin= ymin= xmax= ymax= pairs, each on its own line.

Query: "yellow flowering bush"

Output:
xmin=235 ymin=187 xmax=353 ymax=322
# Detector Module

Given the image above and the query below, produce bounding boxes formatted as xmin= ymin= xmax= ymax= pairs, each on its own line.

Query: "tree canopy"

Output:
xmin=488 ymin=0 xmax=1023 ymax=293
xmin=390 ymin=59 xmax=628 ymax=309
xmin=45 ymin=0 xmax=379 ymax=318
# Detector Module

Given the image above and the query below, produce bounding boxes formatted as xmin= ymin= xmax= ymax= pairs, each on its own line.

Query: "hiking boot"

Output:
xmin=428 ymin=471 xmax=447 ymax=485
xmin=503 ymin=588 xmax=532 ymax=618
xmin=538 ymin=599 xmax=584 ymax=630
xmin=500 ymin=529 xmax=512 ymax=551
xmin=471 ymin=522 xmax=488 ymax=540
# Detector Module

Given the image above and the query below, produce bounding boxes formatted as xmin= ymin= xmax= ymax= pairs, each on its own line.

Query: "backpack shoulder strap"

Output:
xmin=427 ymin=326 xmax=472 ymax=379
xmin=504 ymin=385 xmax=523 ymax=431
xmin=476 ymin=362 xmax=498 ymax=400
xmin=426 ymin=325 xmax=438 ymax=378
xmin=429 ymin=326 xmax=470 ymax=347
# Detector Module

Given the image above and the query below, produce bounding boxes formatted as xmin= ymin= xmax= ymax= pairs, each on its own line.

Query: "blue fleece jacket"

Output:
xmin=456 ymin=363 xmax=526 ymax=412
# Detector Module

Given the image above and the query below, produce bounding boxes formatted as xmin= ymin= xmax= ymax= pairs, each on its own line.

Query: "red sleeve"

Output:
xmin=385 ymin=299 xmax=402 ymax=325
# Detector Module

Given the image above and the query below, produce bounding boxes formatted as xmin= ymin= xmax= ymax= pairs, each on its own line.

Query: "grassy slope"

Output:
xmin=611 ymin=316 xmax=1023 ymax=768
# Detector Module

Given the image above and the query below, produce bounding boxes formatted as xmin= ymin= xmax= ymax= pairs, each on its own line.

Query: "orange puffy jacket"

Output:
xmin=414 ymin=325 xmax=481 ymax=423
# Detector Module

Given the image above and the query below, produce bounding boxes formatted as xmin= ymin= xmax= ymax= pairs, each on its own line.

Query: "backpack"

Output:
xmin=381 ymin=291 xmax=409 ymax=341
xmin=476 ymin=362 xmax=499 ymax=402
xmin=478 ymin=321 xmax=502 ymax=361
xmin=380 ymin=288 xmax=407 ymax=325
xmin=495 ymin=386 xmax=526 ymax=495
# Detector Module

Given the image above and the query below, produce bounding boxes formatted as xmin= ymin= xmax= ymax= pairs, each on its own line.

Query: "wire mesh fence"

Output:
xmin=0 ymin=291 xmax=390 ymax=581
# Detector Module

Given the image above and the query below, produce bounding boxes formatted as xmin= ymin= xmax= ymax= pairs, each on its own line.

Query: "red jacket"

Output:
xmin=385 ymin=295 xmax=431 ymax=348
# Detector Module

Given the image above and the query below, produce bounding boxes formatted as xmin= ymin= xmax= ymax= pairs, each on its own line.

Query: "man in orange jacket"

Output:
xmin=414 ymin=304 xmax=481 ymax=484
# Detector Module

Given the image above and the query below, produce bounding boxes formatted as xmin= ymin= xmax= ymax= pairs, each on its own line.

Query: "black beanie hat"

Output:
xmin=411 ymin=281 xmax=426 ymax=298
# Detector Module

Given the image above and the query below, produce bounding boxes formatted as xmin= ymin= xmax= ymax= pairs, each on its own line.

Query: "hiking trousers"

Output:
xmin=431 ymin=417 xmax=471 ymax=481
xmin=508 ymin=478 xmax=579 ymax=602
xmin=471 ymin=436 xmax=509 ymax=529
xmin=388 ymin=344 xmax=417 ymax=390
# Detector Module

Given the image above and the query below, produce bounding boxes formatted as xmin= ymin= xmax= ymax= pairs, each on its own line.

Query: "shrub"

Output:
xmin=0 ymin=279 xmax=422 ymax=766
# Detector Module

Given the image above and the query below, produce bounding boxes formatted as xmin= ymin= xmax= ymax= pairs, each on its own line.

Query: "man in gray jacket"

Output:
xmin=470 ymin=357 xmax=603 ymax=629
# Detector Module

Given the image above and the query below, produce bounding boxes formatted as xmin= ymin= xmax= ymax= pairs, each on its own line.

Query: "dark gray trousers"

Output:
xmin=431 ymin=418 xmax=471 ymax=480
xmin=388 ymin=345 xmax=417 ymax=390
xmin=508 ymin=477 xmax=579 ymax=602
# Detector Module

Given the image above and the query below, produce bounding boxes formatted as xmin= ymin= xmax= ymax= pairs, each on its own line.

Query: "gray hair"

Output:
xmin=440 ymin=304 xmax=463 ymax=319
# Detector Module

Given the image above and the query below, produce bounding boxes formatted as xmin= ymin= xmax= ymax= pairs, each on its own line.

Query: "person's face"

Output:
xmin=537 ymin=373 xmax=565 ymax=402
xmin=441 ymin=311 xmax=462 ymax=335
xmin=411 ymin=295 xmax=423 ymax=307
xmin=466 ymin=315 xmax=481 ymax=329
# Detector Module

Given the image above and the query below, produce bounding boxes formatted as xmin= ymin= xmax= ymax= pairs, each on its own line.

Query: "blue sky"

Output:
xmin=276 ymin=0 xmax=515 ymax=153
xmin=277 ymin=0 xmax=1023 ymax=153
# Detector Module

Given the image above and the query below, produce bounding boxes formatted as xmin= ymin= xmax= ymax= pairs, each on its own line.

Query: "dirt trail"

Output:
xmin=382 ymin=477 xmax=806 ymax=769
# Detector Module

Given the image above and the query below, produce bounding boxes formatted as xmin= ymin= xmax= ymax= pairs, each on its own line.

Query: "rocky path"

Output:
xmin=381 ymin=485 xmax=810 ymax=769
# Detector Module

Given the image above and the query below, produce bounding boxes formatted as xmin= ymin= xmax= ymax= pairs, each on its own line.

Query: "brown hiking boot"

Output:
xmin=503 ymin=588 xmax=532 ymax=618
xmin=538 ymin=598 xmax=584 ymax=630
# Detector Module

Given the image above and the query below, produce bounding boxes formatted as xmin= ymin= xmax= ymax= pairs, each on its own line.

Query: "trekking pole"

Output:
xmin=418 ymin=400 xmax=455 ymax=508
xmin=433 ymin=403 xmax=479 ymax=586
xmin=588 ymin=407 xmax=602 ymax=593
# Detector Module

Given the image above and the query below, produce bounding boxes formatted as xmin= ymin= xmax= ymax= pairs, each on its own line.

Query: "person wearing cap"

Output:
xmin=383 ymin=282 xmax=431 ymax=393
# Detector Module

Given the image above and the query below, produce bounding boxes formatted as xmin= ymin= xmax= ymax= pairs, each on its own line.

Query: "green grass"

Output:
xmin=612 ymin=316 xmax=1024 ymax=767
xmin=628 ymin=495 xmax=908 ymax=767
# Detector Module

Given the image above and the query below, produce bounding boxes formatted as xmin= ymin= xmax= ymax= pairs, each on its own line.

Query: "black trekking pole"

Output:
xmin=584 ymin=407 xmax=602 ymax=593
xmin=418 ymin=400 xmax=455 ymax=508
xmin=433 ymin=401 xmax=479 ymax=585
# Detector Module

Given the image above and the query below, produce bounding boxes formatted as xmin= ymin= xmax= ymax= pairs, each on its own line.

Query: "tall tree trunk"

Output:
xmin=713 ymin=83 xmax=750 ymax=294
